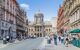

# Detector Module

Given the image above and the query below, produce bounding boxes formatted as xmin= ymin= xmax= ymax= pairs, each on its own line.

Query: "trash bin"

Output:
xmin=3 ymin=38 xmax=7 ymax=44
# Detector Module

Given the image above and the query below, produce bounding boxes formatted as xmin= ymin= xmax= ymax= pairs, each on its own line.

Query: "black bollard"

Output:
xmin=3 ymin=38 xmax=7 ymax=44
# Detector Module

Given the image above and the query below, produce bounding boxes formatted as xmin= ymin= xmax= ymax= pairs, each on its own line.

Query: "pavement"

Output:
xmin=42 ymin=44 xmax=80 ymax=50
xmin=0 ymin=40 xmax=7 ymax=48
xmin=0 ymin=37 xmax=80 ymax=50
xmin=42 ymin=39 xmax=80 ymax=50
xmin=0 ymin=37 xmax=45 ymax=50
xmin=0 ymin=39 xmax=21 ymax=49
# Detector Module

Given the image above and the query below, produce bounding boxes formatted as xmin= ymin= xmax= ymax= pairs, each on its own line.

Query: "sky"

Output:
xmin=17 ymin=0 xmax=63 ymax=21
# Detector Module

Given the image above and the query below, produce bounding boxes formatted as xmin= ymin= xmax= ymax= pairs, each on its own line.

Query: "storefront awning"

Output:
xmin=69 ymin=29 xmax=80 ymax=34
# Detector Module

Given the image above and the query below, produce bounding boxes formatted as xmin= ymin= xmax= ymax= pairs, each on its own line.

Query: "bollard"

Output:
xmin=3 ymin=38 xmax=7 ymax=44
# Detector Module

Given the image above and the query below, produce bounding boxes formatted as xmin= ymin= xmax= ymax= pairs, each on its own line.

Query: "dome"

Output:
xmin=34 ymin=10 xmax=44 ymax=17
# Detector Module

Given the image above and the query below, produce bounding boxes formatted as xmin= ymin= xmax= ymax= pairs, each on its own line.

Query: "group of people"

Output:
xmin=46 ymin=34 xmax=70 ymax=47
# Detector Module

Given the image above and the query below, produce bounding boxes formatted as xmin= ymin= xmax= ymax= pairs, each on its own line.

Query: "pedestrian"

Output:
xmin=58 ymin=36 xmax=61 ymax=42
xmin=6 ymin=36 xmax=9 ymax=42
xmin=65 ymin=37 xmax=69 ymax=47
xmin=47 ymin=36 xmax=52 ymax=44
xmin=61 ymin=36 xmax=64 ymax=44
xmin=53 ymin=35 xmax=57 ymax=45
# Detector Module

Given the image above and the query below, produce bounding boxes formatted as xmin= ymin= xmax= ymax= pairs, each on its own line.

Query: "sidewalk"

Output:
xmin=38 ymin=37 xmax=47 ymax=50
xmin=42 ymin=39 xmax=80 ymax=50
xmin=42 ymin=44 xmax=80 ymax=50
xmin=0 ymin=40 xmax=8 ymax=49
xmin=0 ymin=39 xmax=21 ymax=49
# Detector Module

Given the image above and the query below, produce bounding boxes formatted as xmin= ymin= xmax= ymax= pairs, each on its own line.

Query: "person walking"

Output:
xmin=65 ymin=37 xmax=69 ymax=47
xmin=45 ymin=36 xmax=50 ymax=44
xmin=58 ymin=36 xmax=61 ymax=42
xmin=61 ymin=36 xmax=64 ymax=44
xmin=53 ymin=34 xmax=57 ymax=45
xmin=47 ymin=36 xmax=52 ymax=44
xmin=6 ymin=36 xmax=9 ymax=42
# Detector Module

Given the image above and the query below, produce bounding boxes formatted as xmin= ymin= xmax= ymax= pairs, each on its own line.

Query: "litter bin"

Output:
xmin=3 ymin=38 xmax=7 ymax=44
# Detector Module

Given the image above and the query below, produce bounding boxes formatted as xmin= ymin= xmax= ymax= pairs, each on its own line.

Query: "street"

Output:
xmin=0 ymin=37 xmax=46 ymax=50
xmin=0 ymin=37 xmax=80 ymax=50
xmin=0 ymin=0 xmax=80 ymax=50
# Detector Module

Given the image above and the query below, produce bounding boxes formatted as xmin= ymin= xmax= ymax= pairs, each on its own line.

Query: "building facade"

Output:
xmin=57 ymin=6 xmax=64 ymax=35
xmin=16 ymin=6 xmax=28 ymax=39
xmin=63 ymin=0 xmax=80 ymax=33
xmin=28 ymin=12 xmax=52 ymax=37
xmin=0 ymin=0 xmax=28 ymax=40
xmin=0 ymin=0 xmax=17 ymax=39
xmin=51 ymin=17 xmax=57 ymax=35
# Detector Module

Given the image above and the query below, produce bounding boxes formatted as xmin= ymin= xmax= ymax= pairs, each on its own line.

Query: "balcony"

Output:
xmin=17 ymin=25 xmax=25 ymax=32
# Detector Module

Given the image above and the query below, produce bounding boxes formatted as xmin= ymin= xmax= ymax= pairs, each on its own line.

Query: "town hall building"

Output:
xmin=28 ymin=11 xmax=52 ymax=37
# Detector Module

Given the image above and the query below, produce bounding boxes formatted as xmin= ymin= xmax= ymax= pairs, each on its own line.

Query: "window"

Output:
xmin=31 ymin=29 xmax=33 ymax=31
xmin=46 ymin=29 xmax=48 ymax=31
xmin=0 ymin=0 xmax=2 ymax=3
xmin=6 ymin=23 xmax=8 ymax=28
xmin=37 ymin=28 xmax=39 ymax=31
xmin=2 ymin=22 xmax=4 ymax=27
xmin=77 ymin=10 xmax=79 ymax=20
xmin=3 ymin=0 xmax=5 ymax=2
xmin=49 ymin=29 xmax=50 ymax=31
xmin=29 ymin=29 xmax=30 ymax=31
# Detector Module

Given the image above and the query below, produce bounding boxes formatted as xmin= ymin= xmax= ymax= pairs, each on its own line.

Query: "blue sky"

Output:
xmin=17 ymin=0 xmax=63 ymax=21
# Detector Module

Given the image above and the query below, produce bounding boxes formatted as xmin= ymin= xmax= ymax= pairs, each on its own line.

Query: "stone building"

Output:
xmin=0 ymin=0 xmax=28 ymax=40
xmin=16 ymin=6 xmax=28 ymax=39
xmin=0 ymin=0 xmax=17 ymax=39
xmin=63 ymin=0 xmax=80 ymax=33
xmin=28 ymin=11 xmax=52 ymax=37
xmin=51 ymin=17 xmax=57 ymax=35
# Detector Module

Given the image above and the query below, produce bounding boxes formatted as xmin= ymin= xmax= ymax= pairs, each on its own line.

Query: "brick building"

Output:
xmin=57 ymin=6 xmax=64 ymax=35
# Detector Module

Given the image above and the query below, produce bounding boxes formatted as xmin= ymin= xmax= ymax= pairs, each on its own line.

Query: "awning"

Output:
xmin=69 ymin=29 xmax=80 ymax=34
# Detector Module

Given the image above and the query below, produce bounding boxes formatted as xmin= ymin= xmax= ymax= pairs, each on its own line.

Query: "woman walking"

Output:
xmin=61 ymin=36 xmax=64 ymax=44
xmin=65 ymin=37 xmax=69 ymax=47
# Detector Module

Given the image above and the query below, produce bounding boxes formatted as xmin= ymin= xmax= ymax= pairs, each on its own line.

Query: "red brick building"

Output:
xmin=57 ymin=6 xmax=64 ymax=35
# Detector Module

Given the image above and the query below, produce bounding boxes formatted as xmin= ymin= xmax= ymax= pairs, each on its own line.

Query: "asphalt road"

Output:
xmin=0 ymin=37 xmax=45 ymax=50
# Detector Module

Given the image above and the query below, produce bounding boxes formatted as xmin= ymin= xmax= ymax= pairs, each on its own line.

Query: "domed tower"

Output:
xmin=34 ymin=11 xmax=45 ymax=37
xmin=34 ymin=11 xmax=44 ymax=25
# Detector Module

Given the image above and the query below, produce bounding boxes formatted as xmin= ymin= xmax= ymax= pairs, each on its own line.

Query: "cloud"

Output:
xmin=20 ymin=4 xmax=30 ymax=11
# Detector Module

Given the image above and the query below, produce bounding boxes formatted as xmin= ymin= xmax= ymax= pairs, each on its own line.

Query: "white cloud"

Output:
xmin=20 ymin=4 xmax=30 ymax=11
